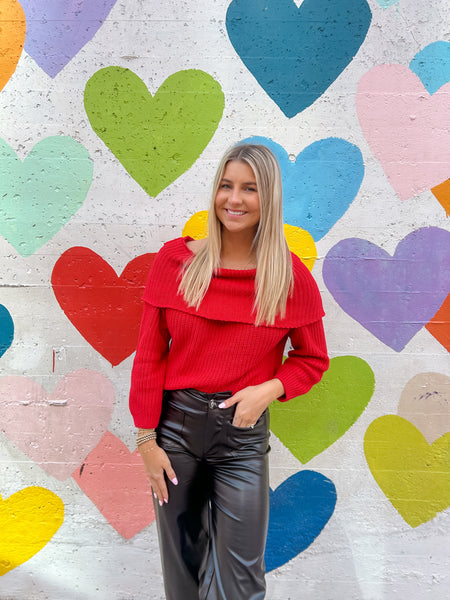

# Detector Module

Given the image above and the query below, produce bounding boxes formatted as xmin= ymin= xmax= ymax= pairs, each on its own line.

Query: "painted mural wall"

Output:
xmin=0 ymin=0 xmax=449 ymax=598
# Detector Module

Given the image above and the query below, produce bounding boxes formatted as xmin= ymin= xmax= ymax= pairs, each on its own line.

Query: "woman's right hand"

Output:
xmin=138 ymin=441 xmax=178 ymax=505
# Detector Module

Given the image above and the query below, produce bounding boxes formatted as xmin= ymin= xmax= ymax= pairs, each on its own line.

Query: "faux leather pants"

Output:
xmin=154 ymin=389 xmax=270 ymax=600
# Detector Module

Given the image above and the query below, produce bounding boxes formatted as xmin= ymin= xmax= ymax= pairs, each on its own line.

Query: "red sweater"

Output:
xmin=129 ymin=237 xmax=329 ymax=428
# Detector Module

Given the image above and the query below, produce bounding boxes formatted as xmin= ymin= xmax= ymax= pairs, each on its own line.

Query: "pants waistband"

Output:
xmin=165 ymin=388 xmax=233 ymax=404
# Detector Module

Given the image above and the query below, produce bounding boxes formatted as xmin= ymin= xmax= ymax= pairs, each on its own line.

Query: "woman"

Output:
xmin=129 ymin=144 xmax=329 ymax=599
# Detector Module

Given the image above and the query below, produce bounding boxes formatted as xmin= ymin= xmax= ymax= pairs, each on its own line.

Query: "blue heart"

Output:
xmin=409 ymin=41 xmax=450 ymax=95
xmin=226 ymin=0 xmax=372 ymax=117
xmin=0 ymin=304 xmax=14 ymax=358
xmin=241 ymin=136 xmax=364 ymax=241
xmin=265 ymin=470 xmax=337 ymax=572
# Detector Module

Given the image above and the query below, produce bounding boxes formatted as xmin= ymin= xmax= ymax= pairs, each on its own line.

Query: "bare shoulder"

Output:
xmin=185 ymin=238 xmax=207 ymax=255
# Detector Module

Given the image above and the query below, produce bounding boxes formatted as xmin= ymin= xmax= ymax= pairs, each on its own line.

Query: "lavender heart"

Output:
xmin=323 ymin=227 xmax=450 ymax=351
xmin=21 ymin=0 xmax=118 ymax=77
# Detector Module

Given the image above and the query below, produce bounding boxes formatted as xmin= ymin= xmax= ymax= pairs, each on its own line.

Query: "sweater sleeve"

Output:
xmin=274 ymin=319 xmax=329 ymax=401
xmin=129 ymin=301 xmax=171 ymax=428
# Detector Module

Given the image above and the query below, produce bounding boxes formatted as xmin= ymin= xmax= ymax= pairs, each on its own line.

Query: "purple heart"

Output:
xmin=323 ymin=227 xmax=450 ymax=351
xmin=21 ymin=0 xmax=118 ymax=78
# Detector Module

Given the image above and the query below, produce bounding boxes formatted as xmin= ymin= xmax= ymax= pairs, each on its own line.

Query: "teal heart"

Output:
xmin=0 ymin=305 xmax=14 ymax=358
xmin=226 ymin=0 xmax=372 ymax=117
xmin=84 ymin=67 xmax=225 ymax=197
xmin=0 ymin=136 xmax=93 ymax=257
xmin=270 ymin=356 xmax=375 ymax=463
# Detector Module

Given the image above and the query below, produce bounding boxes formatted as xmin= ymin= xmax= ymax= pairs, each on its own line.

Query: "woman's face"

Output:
xmin=214 ymin=160 xmax=261 ymax=237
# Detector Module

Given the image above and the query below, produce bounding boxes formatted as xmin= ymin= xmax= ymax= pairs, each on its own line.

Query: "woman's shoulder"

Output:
xmin=291 ymin=251 xmax=315 ymax=281
xmin=158 ymin=236 xmax=206 ymax=256
xmin=185 ymin=237 xmax=206 ymax=255
xmin=289 ymin=251 xmax=322 ymax=302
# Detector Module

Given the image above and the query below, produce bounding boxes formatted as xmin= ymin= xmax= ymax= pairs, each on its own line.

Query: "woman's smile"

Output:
xmin=225 ymin=208 xmax=247 ymax=216
xmin=215 ymin=160 xmax=261 ymax=236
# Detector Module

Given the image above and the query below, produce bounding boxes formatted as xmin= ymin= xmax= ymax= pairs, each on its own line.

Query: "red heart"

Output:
xmin=72 ymin=431 xmax=155 ymax=539
xmin=51 ymin=247 xmax=155 ymax=365
xmin=426 ymin=292 xmax=450 ymax=353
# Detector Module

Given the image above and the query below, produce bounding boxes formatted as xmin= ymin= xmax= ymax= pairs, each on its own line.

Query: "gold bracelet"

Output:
xmin=136 ymin=431 xmax=157 ymax=446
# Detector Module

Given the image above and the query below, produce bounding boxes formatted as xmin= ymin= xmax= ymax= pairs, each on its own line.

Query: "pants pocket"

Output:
xmin=227 ymin=410 xmax=269 ymax=457
xmin=157 ymin=398 xmax=186 ymax=449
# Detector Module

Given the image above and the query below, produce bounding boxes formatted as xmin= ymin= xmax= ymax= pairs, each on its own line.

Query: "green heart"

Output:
xmin=364 ymin=415 xmax=450 ymax=527
xmin=84 ymin=67 xmax=225 ymax=197
xmin=0 ymin=136 xmax=93 ymax=257
xmin=270 ymin=355 xmax=375 ymax=463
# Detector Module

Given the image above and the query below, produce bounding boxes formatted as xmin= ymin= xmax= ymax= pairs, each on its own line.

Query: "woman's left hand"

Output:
xmin=218 ymin=379 xmax=285 ymax=428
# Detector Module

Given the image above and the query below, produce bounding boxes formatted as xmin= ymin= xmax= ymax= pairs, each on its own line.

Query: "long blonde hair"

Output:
xmin=179 ymin=144 xmax=293 ymax=325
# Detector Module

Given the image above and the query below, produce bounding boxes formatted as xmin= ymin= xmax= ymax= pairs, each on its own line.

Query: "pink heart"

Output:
xmin=72 ymin=431 xmax=155 ymax=539
xmin=0 ymin=370 xmax=114 ymax=480
xmin=356 ymin=64 xmax=450 ymax=201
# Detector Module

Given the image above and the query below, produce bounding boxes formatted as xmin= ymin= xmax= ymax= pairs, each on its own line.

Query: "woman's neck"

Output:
xmin=220 ymin=232 xmax=256 ymax=269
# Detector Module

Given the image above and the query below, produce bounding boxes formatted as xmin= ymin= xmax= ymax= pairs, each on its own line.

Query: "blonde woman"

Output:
xmin=129 ymin=144 xmax=329 ymax=600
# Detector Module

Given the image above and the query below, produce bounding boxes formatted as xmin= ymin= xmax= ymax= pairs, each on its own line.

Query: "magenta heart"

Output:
xmin=0 ymin=370 xmax=114 ymax=480
xmin=20 ymin=0 xmax=118 ymax=77
xmin=72 ymin=431 xmax=155 ymax=539
xmin=323 ymin=227 xmax=450 ymax=351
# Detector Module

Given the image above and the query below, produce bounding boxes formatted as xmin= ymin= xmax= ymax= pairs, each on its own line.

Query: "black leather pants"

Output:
xmin=155 ymin=389 xmax=270 ymax=600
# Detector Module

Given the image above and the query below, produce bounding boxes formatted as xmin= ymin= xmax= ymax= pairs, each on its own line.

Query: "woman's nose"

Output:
xmin=228 ymin=188 xmax=241 ymax=204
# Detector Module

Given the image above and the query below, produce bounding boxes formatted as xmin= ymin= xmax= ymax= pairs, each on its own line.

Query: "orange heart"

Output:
xmin=426 ymin=291 xmax=450 ymax=353
xmin=431 ymin=178 xmax=450 ymax=217
xmin=0 ymin=0 xmax=26 ymax=92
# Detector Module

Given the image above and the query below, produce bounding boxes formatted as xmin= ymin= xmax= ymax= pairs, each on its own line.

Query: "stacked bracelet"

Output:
xmin=136 ymin=430 xmax=157 ymax=446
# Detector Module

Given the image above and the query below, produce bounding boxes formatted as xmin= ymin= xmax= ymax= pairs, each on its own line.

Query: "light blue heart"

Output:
xmin=0 ymin=305 xmax=14 ymax=358
xmin=410 ymin=41 xmax=450 ymax=95
xmin=226 ymin=0 xmax=372 ymax=117
xmin=374 ymin=0 xmax=398 ymax=8
xmin=241 ymin=136 xmax=364 ymax=241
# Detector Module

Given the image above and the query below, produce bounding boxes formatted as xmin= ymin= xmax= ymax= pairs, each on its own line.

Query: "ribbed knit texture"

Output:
xmin=129 ymin=237 xmax=329 ymax=428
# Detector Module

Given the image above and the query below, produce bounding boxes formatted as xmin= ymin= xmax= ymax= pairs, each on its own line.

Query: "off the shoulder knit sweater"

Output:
xmin=129 ymin=237 xmax=329 ymax=428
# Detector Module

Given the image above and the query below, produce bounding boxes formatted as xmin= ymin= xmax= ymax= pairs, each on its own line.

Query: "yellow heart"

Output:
xmin=182 ymin=210 xmax=208 ymax=239
xmin=0 ymin=486 xmax=64 ymax=575
xmin=283 ymin=224 xmax=316 ymax=271
xmin=182 ymin=212 xmax=317 ymax=271
xmin=364 ymin=415 xmax=450 ymax=527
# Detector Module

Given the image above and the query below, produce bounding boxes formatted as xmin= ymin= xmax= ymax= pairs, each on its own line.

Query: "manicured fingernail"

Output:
xmin=218 ymin=402 xmax=225 ymax=408
xmin=172 ymin=477 xmax=178 ymax=485
xmin=153 ymin=492 xmax=157 ymax=499
xmin=159 ymin=500 xmax=163 ymax=507
xmin=164 ymin=498 xmax=168 ymax=504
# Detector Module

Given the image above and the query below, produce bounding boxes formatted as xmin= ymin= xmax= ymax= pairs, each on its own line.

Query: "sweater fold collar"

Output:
xmin=143 ymin=237 xmax=324 ymax=328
